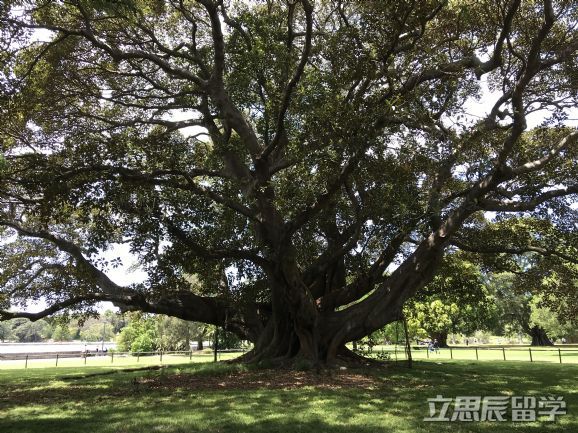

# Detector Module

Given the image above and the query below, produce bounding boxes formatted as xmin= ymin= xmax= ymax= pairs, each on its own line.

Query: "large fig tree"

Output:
xmin=1 ymin=0 xmax=577 ymax=364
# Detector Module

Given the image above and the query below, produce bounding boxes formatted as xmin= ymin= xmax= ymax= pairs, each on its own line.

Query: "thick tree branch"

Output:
xmin=0 ymin=294 xmax=110 ymax=321
xmin=198 ymin=0 xmax=263 ymax=158
xmin=511 ymin=130 xmax=578 ymax=175
xmin=166 ymin=221 xmax=272 ymax=269
xmin=0 ymin=221 xmax=130 ymax=297
xmin=4 ymin=263 xmax=66 ymax=297
xmin=451 ymin=238 xmax=578 ymax=265
xmin=317 ymin=231 xmax=407 ymax=312
xmin=479 ymin=185 xmax=578 ymax=211
xmin=402 ymin=0 xmax=520 ymax=91
xmin=260 ymin=0 xmax=313 ymax=161
xmin=51 ymin=165 xmax=259 ymax=222
xmin=286 ymin=147 xmax=365 ymax=235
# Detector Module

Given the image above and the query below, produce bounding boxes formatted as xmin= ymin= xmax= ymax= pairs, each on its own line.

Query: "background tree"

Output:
xmin=79 ymin=320 xmax=116 ymax=342
xmin=486 ymin=270 xmax=577 ymax=345
xmin=216 ymin=327 xmax=242 ymax=350
xmin=404 ymin=255 xmax=495 ymax=347
xmin=116 ymin=312 xmax=157 ymax=353
xmin=529 ymin=296 xmax=575 ymax=343
xmin=50 ymin=323 xmax=73 ymax=341
xmin=10 ymin=318 xmax=52 ymax=342
xmin=0 ymin=320 xmax=12 ymax=342
xmin=117 ymin=312 xmax=214 ymax=352
xmin=156 ymin=315 xmax=212 ymax=351
xmin=103 ymin=310 xmax=128 ymax=334
xmin=1 ymin=0 xmax=577 ymax=365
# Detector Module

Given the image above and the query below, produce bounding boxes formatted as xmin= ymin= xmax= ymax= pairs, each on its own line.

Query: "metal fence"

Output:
xmin=0 ymin=349 xmax=246 ymax=369
xmin=379 ymin=345 xmax=578 ymax=364
xmin=2 ymin=345 xmax=577 ymax=369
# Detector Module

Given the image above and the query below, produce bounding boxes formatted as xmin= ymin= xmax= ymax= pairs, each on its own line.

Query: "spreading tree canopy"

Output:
xmin=0 ymin=0 xmax=577 ymax=364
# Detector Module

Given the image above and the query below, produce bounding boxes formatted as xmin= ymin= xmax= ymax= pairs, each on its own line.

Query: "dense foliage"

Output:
xmin=0 ymin=0 xmax=577 ymax=363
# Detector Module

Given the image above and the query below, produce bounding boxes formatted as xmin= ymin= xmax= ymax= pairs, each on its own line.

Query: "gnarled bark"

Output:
xmin=530 ymin=326 xmax=554 ymax=346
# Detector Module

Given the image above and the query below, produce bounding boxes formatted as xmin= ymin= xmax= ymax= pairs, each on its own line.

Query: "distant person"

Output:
xmin=465 ymin=338 xmax=469 ymax=346
xmin=433 ymin=339 xmax=440 ymax=354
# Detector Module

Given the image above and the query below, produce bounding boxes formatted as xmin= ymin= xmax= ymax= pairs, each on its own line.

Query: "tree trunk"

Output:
xmin=237 ymin=298 xmax=302 ymax=364
xmin=237 ymin=234 xmax=449 ymax=366
xmin=237 ymin=287 xmax=404 ymax=366
xmin=431 ymin=331 xmax=449 ymax=348
xmin=111 ymin=226 xmax=452 ymax=367
xmin=530 ymin=326 xmax=554 ymax=346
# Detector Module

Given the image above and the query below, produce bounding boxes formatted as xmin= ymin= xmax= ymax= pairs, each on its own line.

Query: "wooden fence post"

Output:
xmin=214 ymin=327 xmax=219 ymax=363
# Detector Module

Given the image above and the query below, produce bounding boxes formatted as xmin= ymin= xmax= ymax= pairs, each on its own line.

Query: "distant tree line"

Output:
xmin=0 ymin=310 xmax=243 ymax=351
xmin=0 ymin=311 xmax=119 ymax=343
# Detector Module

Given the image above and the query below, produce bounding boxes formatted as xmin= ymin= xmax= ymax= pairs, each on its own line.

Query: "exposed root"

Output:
xmin=228 ymin=345 xmax=389 ymax=371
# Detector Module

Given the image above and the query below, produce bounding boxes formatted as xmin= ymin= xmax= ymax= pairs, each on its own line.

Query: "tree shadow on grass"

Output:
xmin=0 ymin=361 xmax=576 ymax=433
xmin=2 ymin=389 xmax=573 ymax=433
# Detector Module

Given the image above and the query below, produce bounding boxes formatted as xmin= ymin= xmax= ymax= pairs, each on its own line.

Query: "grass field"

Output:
xmin=0 ymin=358 xmax=576 ymax=433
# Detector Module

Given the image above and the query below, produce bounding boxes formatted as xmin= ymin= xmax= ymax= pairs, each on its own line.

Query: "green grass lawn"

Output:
xmin=0 ymin=359 xmax=575 ymax=433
